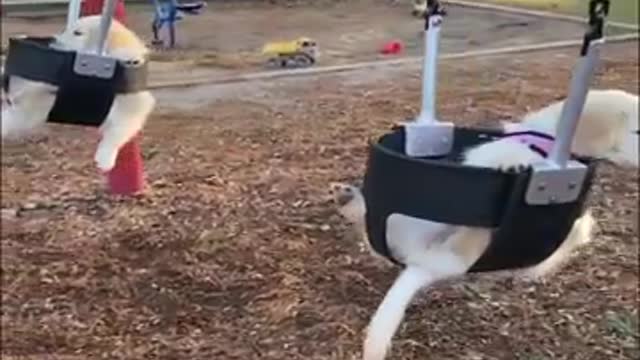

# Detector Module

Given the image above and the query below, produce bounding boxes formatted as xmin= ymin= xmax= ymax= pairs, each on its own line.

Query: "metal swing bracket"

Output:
xmin=525 ymin=0 xmax=609 ymax=205
xmin=404 ymin=0 xmax=455 ymax=157
xmin=70 ymin=0 xmax=119 ymax=80
xmin=73 ymin=53 xmax=118 ymax=79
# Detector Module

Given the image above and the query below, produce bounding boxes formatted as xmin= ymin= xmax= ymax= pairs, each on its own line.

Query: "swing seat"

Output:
xmin=153 ymin=0 xmax=204 ymax=23
xmin=175 ymin=2 xmax=206 ymax=14
xmin=2 ymin=36 xmax=148 ymax=126
xmin=155 ymin=4 xmax=183 ymax=23
xmin=362 ymin=126 xmax=597 ymax=273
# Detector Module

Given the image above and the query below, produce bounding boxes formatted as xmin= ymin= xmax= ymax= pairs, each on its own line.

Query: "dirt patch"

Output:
xmin=3 ymin=0 xmax=629 ymax=79
xmin=2 ymin=39 xmax=638 ymax=359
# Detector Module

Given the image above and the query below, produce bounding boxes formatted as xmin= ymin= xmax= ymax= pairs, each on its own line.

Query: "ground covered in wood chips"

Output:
xmin=2 ymin=39 xmax=638 ymax=360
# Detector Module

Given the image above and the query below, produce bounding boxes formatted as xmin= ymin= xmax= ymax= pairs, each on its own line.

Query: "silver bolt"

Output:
xmin=549 ymin=196 xmax=557 ymax=203
xmin=568 ymin=182 xmax=577 ymax=190
xmin=537 ymin=183 xmax=546 ymax=191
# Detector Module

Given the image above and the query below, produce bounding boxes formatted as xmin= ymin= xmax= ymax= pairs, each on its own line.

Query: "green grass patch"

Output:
xmin=479 ymin=0 xmax=639 ymax=25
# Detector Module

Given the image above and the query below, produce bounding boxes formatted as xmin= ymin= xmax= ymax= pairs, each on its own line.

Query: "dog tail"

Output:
xmin=363 ymin=266 xmax=433 ymax=360
xmin=606 ymin=127 xmax=638 ymax=167
xmin=610 ymin=93 xmax=639 ymax=167
xmin=584 ymin=90 xmax=638 ymax=167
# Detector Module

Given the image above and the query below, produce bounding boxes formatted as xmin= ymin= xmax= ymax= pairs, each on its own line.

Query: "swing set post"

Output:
xmin=79 ymin=0 xmax=147 ymax=196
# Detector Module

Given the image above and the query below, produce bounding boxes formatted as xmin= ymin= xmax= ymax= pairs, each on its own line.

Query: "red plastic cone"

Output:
xmin=81 ymin=0 xmax=127 ymax=23
xmin=104 ymin=134 xmax=145 ymax=195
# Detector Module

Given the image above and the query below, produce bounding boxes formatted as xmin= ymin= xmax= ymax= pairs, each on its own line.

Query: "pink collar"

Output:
xmin=502 ymin=131 xmax=556 ymax=157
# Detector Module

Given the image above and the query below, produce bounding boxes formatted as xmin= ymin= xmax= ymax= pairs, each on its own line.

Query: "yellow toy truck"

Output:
xmin=261 ymin=37 xmax=318 ymax=68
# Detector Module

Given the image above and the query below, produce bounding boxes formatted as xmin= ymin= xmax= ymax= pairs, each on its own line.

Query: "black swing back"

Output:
xmin=3 ymin=36 xmax=148 ymax=126
xmin=362 ymin=127 xmax=597 ymax=273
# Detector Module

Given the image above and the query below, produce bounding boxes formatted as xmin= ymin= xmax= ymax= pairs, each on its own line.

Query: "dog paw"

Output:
xmin=94 ymin=148 xmax=118 ymax=172
xmin=517 ymin=271 xmax=549 ymax=284
xmin=502 ymin=164 xmax=530 ymax=173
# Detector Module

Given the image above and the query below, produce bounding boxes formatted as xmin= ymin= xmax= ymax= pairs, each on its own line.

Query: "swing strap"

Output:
xmin=424 ymin=0 xmax=446 ymax=30
xmin=581 ymin=0 xmax=609 ymax=56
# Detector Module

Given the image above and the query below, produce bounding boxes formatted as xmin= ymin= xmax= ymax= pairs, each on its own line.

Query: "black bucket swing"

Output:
xmin=362 ymin=0 xmax=610 ymax=273
xmin=2 ymin=0 xmax=148 ymax=127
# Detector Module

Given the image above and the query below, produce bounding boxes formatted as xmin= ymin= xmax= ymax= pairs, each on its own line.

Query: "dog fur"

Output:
xmin=330 ymin=89 xmax=637 ymax=360
xmin=412 ymin=0 xmax=427 ymax=17
xmin=503 ymin=89 xmax=639 ymax=167
xmin=1 ymin=16 xmax=156 ymax=172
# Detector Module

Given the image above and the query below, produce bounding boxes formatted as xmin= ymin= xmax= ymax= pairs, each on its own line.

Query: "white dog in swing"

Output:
xmin=1 ymin=15 xmax=155 ymax=172
xmin=330 ymin=89 xmax=638 ymax=360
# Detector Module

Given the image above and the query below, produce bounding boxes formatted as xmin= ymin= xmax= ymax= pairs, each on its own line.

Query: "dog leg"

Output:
xmin=363 ymin=266 xmax=435 ymax=360
xmin=94 ymin=93 xmax=154 ymax=172
xmin=0 ymin=107 xmax=33 ymax=139
xmin=520 ymin=210 xmax=595 ymax=281
xmin=1 ymin=103 xmax=52 ymax=139
xmin=94 ymin=122 xmax=141 ymax=172
xmin=363 ymin=249 xmax=468 ymax=360
xmin=1 ymin=77 xmax=56 ymax=139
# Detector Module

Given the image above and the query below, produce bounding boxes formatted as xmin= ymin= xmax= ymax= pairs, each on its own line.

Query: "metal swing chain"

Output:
xmin=581 ymin=0 xmax=609 ymax=56
xmin=424 ymin=0 xmax=447 ymax=30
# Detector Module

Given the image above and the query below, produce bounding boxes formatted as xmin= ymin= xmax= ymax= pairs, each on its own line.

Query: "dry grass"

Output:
xmin=1 ymin=44 xmax=638 ymax=359
xmin=149 ymin=49 xmax=264 ymax=69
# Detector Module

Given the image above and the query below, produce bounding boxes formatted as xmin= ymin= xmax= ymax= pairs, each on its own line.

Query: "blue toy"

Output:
xmin=151 ymin=0 xmax=206 ymax=48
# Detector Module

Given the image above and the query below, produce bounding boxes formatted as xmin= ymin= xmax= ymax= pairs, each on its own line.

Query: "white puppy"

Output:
xmin=1 ymin=16 xmax=156 ymax=172
xmin=504 ymin=89 xmax=639 ymax=167
xmin=331 ymin=90 xmax=638 ymax=360
xmin=334 ymin=141 xmax=595 ymax=360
